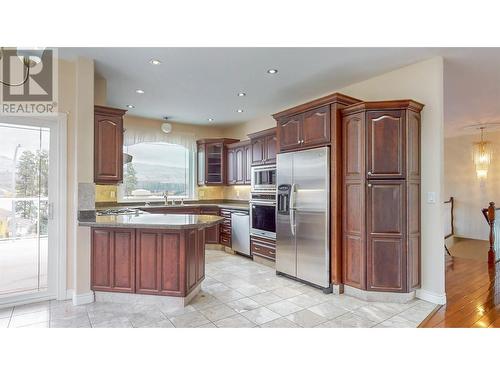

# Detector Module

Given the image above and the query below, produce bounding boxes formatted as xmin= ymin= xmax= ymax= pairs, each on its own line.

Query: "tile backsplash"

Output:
xmin=95 ymin=184 xmax=250 ymax=203
xmin=95 ymin=185 xmax=118 ymax=203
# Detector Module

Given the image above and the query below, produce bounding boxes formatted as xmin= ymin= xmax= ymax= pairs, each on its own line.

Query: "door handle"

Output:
xmin=290 ymin=209 xmax=296 ymax=236
xmin=48 ymin=202 xmax=54 ymax=220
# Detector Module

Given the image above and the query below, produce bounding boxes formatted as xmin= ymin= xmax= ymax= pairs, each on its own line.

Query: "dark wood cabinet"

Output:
xmin=367 ymin=110 xmax=405 ymax=179
xmin=250 ymin=235 xmax=276 ymax=261
xmin=227 ymin=148 xmax=236 ymax=184
xmin=91 ymin=228 xmax=135 ymax=293
xmin=341 ymin=100 xmax=423 ymax=293
xmin=366 ymin=180 xmax=405 ymax=292
xmin=94 ymin=105 xmax=127 ymax=184
xmin=91 ymin=226 xmax=208 ymax=297
xmin=273 ymin=93 xmax=362 ymax=286
xmin=274 ymin=105 xmax=330 ymax=152
xmin=200 ymin=207 xmax=220 ymax=244
xmin=244 ymin=143 xmax=252 ymax=184
xmin=197 ymin=138 xmax=238 ymax=186
xmin=277 ymin=115 xmax=302 ymax=151
xmin=248 ymin=128 xmax=277 ymax=166
xmin=227 ymin=140 xmax=251 ymax=185
xmin=219 ymin=209 xmax=232 ymax=247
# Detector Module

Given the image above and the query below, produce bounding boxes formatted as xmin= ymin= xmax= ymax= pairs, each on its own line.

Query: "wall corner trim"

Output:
xmin=72 ymin=291 xmax=95 ymax=306
xmin=416 ymin=288 xmax=447 ymax=305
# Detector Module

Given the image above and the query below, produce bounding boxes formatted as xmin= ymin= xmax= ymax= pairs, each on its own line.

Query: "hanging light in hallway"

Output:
xmin=472 ymin=127 xmax=493 ymax=179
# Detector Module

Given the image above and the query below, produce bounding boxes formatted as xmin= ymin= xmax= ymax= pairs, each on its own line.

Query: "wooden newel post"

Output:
xmin=487 ymin=202 xmax=496 ymax=265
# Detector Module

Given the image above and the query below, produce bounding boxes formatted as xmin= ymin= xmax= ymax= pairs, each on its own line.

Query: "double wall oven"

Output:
xmin=250 ymin=165 xmax=276 ymax=240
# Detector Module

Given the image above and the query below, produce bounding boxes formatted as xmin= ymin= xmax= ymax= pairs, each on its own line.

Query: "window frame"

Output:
xmin=116 ymin=141 xmax=195 ymax=203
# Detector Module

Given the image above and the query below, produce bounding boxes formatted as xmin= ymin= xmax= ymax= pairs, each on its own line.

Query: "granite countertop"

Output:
xmin=95 ymin=200 xmax=250 ymax=212
xmin=78 ymin=213 xmax=224 ymax=230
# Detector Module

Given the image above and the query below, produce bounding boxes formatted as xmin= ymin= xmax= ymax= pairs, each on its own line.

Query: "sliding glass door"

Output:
xmin=0 ymin=120 xmax=58 ymax=304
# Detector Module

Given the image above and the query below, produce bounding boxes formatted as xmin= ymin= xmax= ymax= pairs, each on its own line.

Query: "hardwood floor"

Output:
xmin=419 ymin=255 xmax=500 ymax=327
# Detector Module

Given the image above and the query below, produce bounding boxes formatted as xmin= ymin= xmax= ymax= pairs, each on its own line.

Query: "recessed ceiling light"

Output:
xmin=208 ymin=118 xmax=214 ymax=122
xmin=126 ymin=104 xmax=135 ymax=109
xmin=237 ymin=92 xmax=246 ymax=97
xmin=267 ymin=68 xmax=278 ymax=74
xmin=135 ymin=89 xmax=145 ymax=94
xmin=237 ymin=109 xmax=244 ymax=113
xmin=149 ymin=59 xmax=161 ymax=65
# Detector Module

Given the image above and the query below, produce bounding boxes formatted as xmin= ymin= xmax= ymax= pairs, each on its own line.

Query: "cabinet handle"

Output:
xmin=301 ymin=140 xmax=304 ymax=144
xmin=297 ymin=140 xmax=301 ymax=144
xmin=368 ymin=171 xmax=372 ymax=176
xmin=367 ymin=184 xmax=372 ymax=188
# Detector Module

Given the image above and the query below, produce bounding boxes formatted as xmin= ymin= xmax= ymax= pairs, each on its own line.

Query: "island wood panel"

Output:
xmin=135 ymin=230 xmax=162 ymax=294
xmin=158 ymin=231 xmax=183 ymax=295
xmin=366 ymin=110 xmax=405 ymax=179
xmin=200 ymin=207 xmax=220 ymax=244
xmin=342 ymin=113 xmax=366 ymax=289
xmin=91 ymin=228 xmax=135 ymax=293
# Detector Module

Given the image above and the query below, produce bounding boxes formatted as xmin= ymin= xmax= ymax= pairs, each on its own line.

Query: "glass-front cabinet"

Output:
xmin=196 ymin=138 xmax=238 ymax=186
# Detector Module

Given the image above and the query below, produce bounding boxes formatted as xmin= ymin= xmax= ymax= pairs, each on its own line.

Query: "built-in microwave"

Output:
xmin=251 ymin=165 xmax=276 ymax=193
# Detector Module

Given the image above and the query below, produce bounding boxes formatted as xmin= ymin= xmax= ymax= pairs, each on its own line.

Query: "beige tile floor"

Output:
xmin=0 ymin=249 xmax=436 ymax=328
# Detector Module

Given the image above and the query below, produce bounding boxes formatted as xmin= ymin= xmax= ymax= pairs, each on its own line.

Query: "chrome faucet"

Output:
xmin=163 ymin=191 xmax=169 ymax=205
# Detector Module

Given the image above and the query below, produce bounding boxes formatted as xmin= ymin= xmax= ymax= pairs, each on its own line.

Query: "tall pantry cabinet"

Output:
xmin=341 ymin=100 xmax=424 ymax=293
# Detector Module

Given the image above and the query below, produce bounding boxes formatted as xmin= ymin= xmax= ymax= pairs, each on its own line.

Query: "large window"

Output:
xmin=118 ymin=142 xmax=194 ymax=202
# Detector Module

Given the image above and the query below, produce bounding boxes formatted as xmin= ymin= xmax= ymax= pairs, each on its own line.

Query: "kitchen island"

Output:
xmin=79 ymin=212 xmax=224 ymax=306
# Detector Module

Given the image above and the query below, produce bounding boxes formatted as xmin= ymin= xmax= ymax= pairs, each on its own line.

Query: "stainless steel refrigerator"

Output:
xmin=276 ymin=147 xmax=330 ymax=289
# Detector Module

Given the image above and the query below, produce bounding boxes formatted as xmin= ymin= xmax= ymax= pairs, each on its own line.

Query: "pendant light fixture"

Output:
xmin=472 ymin=127 xmax=493 ymax=180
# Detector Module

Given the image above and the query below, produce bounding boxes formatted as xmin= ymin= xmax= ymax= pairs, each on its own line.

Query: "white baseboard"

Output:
xmin=72 ymin=291 xmax=95 ymax=306
xmin=416 ymin=289 xmax=447 ymax=305
xmin=64 ymin=289 xmax=74 ymax=301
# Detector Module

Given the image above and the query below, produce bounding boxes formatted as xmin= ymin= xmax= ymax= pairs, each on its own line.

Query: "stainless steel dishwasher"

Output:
xmin=231 ymin=211 xmax=250 ymax=256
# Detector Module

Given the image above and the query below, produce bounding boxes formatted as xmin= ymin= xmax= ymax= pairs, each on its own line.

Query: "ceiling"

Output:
xmin=58 ymin=47 xmax=500 ymax=135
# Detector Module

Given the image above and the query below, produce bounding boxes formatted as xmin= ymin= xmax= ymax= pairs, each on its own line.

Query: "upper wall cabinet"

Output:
xmin=197 ymin=138 xmax=239 ymax=186
xmin=273 ymin=93 xmax=360 ymax=154
xmin=248 ymin=128 xmax=277 ymax=166
xmin=227 ymin=140 xmax=251 ymax=185
xmin=94 ymin=105 xmax=127 ymax=184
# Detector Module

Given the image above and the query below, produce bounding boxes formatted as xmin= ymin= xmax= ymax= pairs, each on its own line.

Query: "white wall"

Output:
xmin=444 ymin=131 xmax=500 ymax=240
xmin=339 ymin=57 xmax=446 ymax=304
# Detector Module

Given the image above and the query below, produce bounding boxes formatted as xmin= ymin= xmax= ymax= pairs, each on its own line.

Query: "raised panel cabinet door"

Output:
xmin=112 ymin=229 xmax=136 ymax=293
xmin=366 ymin=180 xmax=406 ymax=292
xmin=235 ymin=147 xmax=245 ymax=184
xmin=201 ymin=208 xmax=220 ymax=244
xmin=135 ymin=231 xmax=161 ymax=294
xmin=186 ymin=229 xmax=198 ymax=290
xmin=227 ymin=148 xmax=236 ymax=185
xmin=91 ymin=229 xmax=113 ymax=291
xmin=278 ymin=115 xmax=302 ymax=151
xmin=342 ymin=182 xmax=365 ymax=289
xmin=367 ymin=110 xmax=405 ymax=179
xmin=197 ymin=144 xmax=206 ymax=185
xmin=407 ymin=110 xmax=421 ymax=180
xmin=251 ymin=137 xmax=265 ymax=165
xmin=302 ymin=105 xmax=331 ymax=147
xmin=196 ymin=228 xmax=205 ymax=281
xmin=265 ymin=133 xmax=277 ymax=164
xmin=94 ymin=114 xmax=123 ymax=184
xmin=244 ymin=144 xmax=252 ymax=184
xmin=343 ymin=113 xmax=365 ymax=180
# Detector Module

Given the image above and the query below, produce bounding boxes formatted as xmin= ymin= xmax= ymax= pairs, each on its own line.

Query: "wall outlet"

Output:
xmin=110 ymin=190 xmax=116 ymax=199
xmin=427 ymin=191 xmax=436 ymax=204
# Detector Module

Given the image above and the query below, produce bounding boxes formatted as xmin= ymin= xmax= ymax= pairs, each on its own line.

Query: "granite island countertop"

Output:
xmin=78 ymin=212 xmax=224 ymax=230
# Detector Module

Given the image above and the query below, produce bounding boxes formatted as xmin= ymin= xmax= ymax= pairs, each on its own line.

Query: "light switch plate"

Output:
xmin=427 ymin=191 xmax=437 ymax=204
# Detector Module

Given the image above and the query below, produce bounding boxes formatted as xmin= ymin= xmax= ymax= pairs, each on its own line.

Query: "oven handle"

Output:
xmin=250 ymin=200 xmax=276 ymax=206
